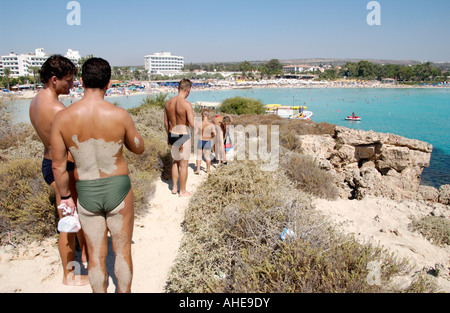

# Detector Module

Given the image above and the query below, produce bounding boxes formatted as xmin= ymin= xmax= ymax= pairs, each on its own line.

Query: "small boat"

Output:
xmin=291 ymin=111 xmax=313 ymax=120
xmin=346 ymin=116 xmax=362 ymax=121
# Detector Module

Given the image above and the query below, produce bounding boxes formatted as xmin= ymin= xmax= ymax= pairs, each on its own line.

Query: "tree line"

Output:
xmin=320 ymin=60 xmax=448 ymax=83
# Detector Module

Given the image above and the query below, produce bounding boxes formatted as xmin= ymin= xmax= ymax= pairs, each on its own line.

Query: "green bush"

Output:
xmin=128 ymin=93 xmax=169 ymax=115
xmin=220 ymin=97 xmax=266 ymax=115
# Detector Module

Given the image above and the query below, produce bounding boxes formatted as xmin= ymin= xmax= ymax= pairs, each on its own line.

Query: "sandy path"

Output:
xmin=0 ymin=156 xmax=207 ymax=293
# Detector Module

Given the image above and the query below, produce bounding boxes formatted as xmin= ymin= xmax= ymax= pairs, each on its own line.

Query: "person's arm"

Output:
xmin=164 ymin=106 xmax=169 ymax=135
xmin=50 ymin=113 xmax=75 ymax=212
xmin=123 ymin=111 xmax=145 ymax=155
xmin=186 ymin=102 xmax=195 ymax=129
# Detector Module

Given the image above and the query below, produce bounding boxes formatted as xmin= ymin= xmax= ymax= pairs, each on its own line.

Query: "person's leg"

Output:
xmin=204 ymin=148 xmax=211 ymax=173
xmin=69 ymin=170 xmax=88 ymax=263
xmin=52 ymin=182 xmax=89 ymax=286
xmin=78 ymin=203 xmax=109 ymax=293
xmin=179 ymin=141 xmax=191 ymax=197
xmin=106 ymin=191 xmax=134 ymax=293
xmin=171 ymin=161 xmax=179 ymax=194
xmin=195 ymin=143 xmax=202 ymax=174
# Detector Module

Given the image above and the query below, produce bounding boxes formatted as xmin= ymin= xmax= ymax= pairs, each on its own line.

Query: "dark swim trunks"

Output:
xmin=168 ymin=132 xmax=191 ymax=147
xmin=42 ymin=158 xmax=75 ymax=186
xmin=197 ymin=139 xmax=212 ymax=150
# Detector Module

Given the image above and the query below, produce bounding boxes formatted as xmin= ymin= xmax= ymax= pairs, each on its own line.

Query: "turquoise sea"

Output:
xmin=9 ymin=87 xmax=450 ymax=188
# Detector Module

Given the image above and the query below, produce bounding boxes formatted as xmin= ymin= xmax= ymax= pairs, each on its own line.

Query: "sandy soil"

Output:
xmin=313 ymin=197 xmax=450 ymax=292
xmin=1 ymin=159 xmax=448 ymax=293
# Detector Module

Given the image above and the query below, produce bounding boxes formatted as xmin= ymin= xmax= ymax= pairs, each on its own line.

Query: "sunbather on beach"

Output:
xmin=164 ymin=79 xmax=195 ymax=197
xmin=195 ymin=109 xmax=216 ymax=174
xmin=29 ymin=55 xmax=89 ymax=287
xmin=50 ymin=58 xmax=145 ymax=293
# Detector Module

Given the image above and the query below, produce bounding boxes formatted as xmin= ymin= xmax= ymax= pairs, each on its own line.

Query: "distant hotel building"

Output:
xmin=144 ymin=52 xmax=184 ymax=75
xmin=282 ymin=64 xmax=311 ymax=73
xmin=0 ymin=48 xmax=81 ymax=78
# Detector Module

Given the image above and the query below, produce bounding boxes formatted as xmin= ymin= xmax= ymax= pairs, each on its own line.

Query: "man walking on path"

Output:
xmin=51 ymin=57 xmax=145 ymax=293
xmin=164 ymin=79 xmax=195 ymax=197
xmin=29 ymin=55 xmax=89 ymax=286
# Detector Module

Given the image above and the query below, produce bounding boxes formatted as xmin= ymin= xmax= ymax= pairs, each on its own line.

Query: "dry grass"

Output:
xmin=0 ymin=159 xmax=56 ymax=244
xmin=409 ymin=216 xmax=450 ymax=247
xmin=280 ymin=151 xmax=339 ymax=200
xmin=166 ymin=160 xmax=431 ymax=293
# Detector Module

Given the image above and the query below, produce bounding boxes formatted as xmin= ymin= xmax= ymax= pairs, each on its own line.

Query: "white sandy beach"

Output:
xmin=1 ymin=154 xmax=449 ymax=293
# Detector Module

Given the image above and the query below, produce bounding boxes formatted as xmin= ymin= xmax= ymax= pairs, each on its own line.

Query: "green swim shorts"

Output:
xmin=76 ymin=175 xmax=132 ymax=214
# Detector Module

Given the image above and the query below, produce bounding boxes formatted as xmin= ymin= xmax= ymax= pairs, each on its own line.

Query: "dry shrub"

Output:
xmin=281 ymin=152 xmax=339 ymax=200
xmin=167 ymin=160 xmax=422 ymax=293
xmin=125 ymin=134 xmax=171 ymax=217
xmin=409 ymin=216 xmax=450 ymax=247
xmin=0 ymin=159 xmax=56 ymax=244
xmin=126 ymin=106 xmax=173 ymax=217
xmin=233 ymin=114 xmax=335 ymax=152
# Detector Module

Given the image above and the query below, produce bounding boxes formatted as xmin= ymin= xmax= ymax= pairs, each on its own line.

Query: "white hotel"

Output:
xmin=0 ymin=48 xmax=81 ymax=78
xmin=144 ymin=52 xmax=184 ymax=75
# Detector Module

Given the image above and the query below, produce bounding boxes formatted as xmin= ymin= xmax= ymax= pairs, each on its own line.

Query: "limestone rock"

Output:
xmin=297 ymin=126 xmax=433 ymax=201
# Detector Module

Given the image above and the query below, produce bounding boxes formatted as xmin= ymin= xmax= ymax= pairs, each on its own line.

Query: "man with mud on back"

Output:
xmin=51 ymin=57 xmax=145 ymax=293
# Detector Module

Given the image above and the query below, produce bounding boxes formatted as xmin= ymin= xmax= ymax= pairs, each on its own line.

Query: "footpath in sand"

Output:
xmin=0 ymin=156 xmax=207 ymax=293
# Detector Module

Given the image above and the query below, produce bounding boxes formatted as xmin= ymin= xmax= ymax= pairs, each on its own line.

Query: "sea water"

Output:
xmin=8 ymin=87 xmax=450 ymax=188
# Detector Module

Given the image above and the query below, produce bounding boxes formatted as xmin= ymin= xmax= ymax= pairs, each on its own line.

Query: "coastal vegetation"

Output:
xmin=220 ymin=97 xmax=266 ymax=115
xmin=0 ymin=98 xmax=439 ymax=292
xmin=330 ymin=61 xmax=448 ymax=83
xmin=166 ymin=160 xmax=434 ymax=293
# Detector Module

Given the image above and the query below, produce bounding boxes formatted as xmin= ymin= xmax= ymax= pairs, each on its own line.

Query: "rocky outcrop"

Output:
xmin=297 ymin=126 xmax=442 ymax=201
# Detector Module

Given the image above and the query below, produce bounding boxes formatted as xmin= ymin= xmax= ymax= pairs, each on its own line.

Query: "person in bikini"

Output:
xmin=195 ymin=109 xmax=216 ymax=174
xmin=29 ymin=55 xmax=89 ymax=287
xmin=164 ymin=79 xmax=195 ymax=197
xmin=51 ymin=58 xmax=145 ymax=293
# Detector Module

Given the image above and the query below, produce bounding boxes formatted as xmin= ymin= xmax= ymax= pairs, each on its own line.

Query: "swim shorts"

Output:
xmin=168 ymin=132 xmax=191 ymax=147
xmin=197 ymin=140 xmax=212 ymax=150
xmin=76 ymin=175 xmax=132 ymax=214
xmin=42 ymin=158 xmax=75 ymax=186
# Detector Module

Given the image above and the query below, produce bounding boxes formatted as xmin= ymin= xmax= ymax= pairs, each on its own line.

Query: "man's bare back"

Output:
xmin=164 ymin=79 xmax=194 ymax=197
xmin=53 ymin=95 xmax=143 ymax=181
xmin=164 ymin=95 xmax=194 ymax=135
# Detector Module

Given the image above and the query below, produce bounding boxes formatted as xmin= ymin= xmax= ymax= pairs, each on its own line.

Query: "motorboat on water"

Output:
xmin=346 ymin=114 xmax=361 ymax=121
xmin=291 ymin=110 xmax=313 ymax=120
xmin=265 ymin=104 xmax=313 ymax=120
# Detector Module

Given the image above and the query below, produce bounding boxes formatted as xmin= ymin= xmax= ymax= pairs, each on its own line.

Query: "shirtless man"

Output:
xmin=195 ymin=109 xmax=216 ymax=174
xmin=29 ymin=55 xmax=89 ymax=286
xmin=164 ymin=79 xmax=195 ymax=197
xmin=51 ymin=58 xmax=145 ymax=293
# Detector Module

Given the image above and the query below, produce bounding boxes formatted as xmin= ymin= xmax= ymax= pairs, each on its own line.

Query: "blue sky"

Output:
xmin=1 ymin=0 xmax=449 ymax=65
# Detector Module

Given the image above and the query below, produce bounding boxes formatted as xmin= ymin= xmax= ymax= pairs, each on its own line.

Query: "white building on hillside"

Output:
xmin=0 ymin=48 xmax=81 ymax=78
xmin=0 ymin=48 xmax=50 ymax=78
xmin=65 ymin=49 xmax=81 ymax=66
xmin=144 ymin=52 xmax=184 ymax=75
